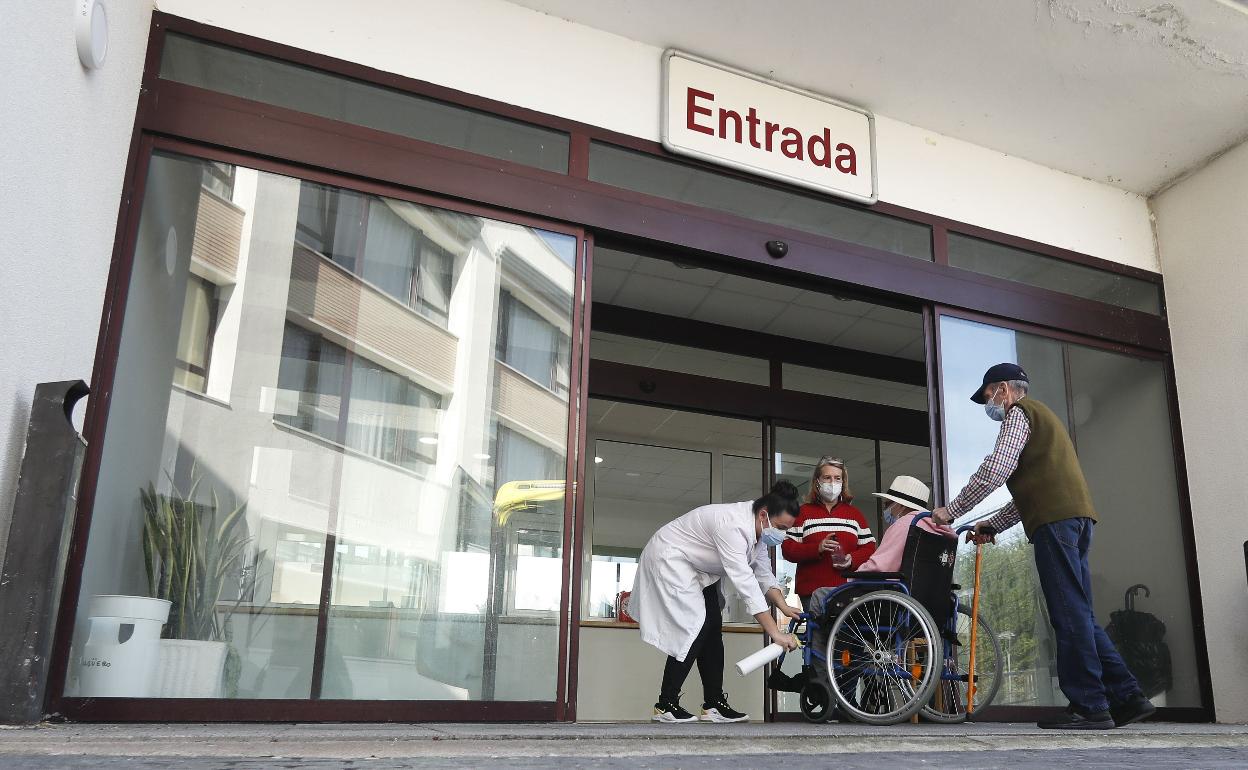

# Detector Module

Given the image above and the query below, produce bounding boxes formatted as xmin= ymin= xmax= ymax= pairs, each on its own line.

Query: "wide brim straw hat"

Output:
xmin=871 ymin=475 xmax=931 ymax=513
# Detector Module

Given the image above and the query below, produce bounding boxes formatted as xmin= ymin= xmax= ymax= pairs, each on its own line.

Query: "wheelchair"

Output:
xmin=774 ymin=513 xmax=1004 ymax=725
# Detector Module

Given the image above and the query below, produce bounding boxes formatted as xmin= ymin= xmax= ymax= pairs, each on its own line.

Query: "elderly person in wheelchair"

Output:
xmin=771 ymin=476 xmax=1003 ymax=725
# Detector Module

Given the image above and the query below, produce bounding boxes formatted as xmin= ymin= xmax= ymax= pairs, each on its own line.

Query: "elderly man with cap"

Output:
xmin=931 ymin=363 xmax=1155 ymax=730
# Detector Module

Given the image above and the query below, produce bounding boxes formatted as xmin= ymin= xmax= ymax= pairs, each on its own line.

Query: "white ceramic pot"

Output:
xmin=77 ymin=595 xmax=171 ymax=698
xmin=155 ymin=638 xmax=228 ymax=698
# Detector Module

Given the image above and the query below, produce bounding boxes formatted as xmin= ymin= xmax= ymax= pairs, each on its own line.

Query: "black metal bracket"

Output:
xmin=0 ymin=381 xmax=89 ymax=724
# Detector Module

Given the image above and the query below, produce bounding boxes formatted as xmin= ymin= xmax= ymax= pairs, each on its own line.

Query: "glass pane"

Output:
xmin=938 ymin=316 xmax=1068 ymax=706
xmin=583 ymin=399 xmax=762 ymax=624
xmin=586 ymin=439 xmax=711 ymax=620
xmin=771 ymin=426 xmax=880 ymax=714
xmin=590 ymin=143 xmax=931 ymax=260
xmin=590 ymin=330 xmax=771 ymax=386
xmin=874 ymin=440 xmax=933 ymax=533
xmin=68 ymin=152 xmax=575 ymax=703
xmin=938 ymin=315 xmax=1198 ymax=709
xmin=948 ymin=233 xmax=1161 ymax=315
xmin=782 ymin=364 xmax=927 ymax=410
xmin=593 ymin=246 xmax=926 ymax=362
xmin=1066 ymin=347 xmax=1199 ymax=707
xmin=161 ymin=34 xmax=569 ymax=174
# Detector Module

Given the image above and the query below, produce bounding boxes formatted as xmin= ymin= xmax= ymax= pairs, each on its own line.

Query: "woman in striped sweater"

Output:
xmin=780 ymin=456 xmax=877 ymax=612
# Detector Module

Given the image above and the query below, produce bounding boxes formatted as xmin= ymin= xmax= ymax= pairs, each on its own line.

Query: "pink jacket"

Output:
xmin=857 ymin=511 xmax=957 ymax=574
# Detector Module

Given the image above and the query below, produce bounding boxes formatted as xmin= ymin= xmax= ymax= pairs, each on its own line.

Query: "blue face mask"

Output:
xmin=882 ymin=507 xmax=897 ymax=527
xmin=761 ymin=527 xmax=787 ymax=548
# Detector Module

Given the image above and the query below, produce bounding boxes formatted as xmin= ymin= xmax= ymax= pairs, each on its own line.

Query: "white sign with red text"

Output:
xmin=662 ymin=50 xmax=877 ymax=204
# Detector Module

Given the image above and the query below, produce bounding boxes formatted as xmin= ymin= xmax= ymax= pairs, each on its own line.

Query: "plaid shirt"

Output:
xmin=947 ymin=403 xmax=1030 ymax=533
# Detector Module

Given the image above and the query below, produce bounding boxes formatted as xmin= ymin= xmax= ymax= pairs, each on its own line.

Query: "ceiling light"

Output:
xmin=418 ymin=436 xmax=439 ymax=445
xmin=626 ymin=472 xmax=641 ymax=477
xmin=473 ymin=453 xmax=490 ymax=460
xmin=594 ymin=456 xmax=604 ymax=463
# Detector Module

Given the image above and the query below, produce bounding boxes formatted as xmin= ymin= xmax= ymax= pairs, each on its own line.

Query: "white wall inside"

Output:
xmin=1151 ymin=138 xmax=1248 ymax=724
xmin=0 ymin=1 xmax=155 ymax=567
xmin=155 ymin=0 xmax=1157 ymax=271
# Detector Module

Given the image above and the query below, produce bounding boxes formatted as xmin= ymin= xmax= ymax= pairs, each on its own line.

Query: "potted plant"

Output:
xmin=141 ymin=472 xmax=257 ymax=698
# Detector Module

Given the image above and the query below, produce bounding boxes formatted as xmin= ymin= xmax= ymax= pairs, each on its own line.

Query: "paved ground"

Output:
xmin=0 ymin=721 xmax=1244 ymax=769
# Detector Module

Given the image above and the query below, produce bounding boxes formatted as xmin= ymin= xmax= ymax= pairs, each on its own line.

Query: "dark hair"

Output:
xmin=753 ymin=480 xmax=801 ymax=519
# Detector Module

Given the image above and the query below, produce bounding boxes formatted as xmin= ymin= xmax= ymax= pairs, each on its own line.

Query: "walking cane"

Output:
xmin=957 ymin=522 xmax=995 ymax=716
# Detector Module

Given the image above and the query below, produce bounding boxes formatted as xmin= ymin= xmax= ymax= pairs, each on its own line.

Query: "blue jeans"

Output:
xmin=1032 ymin=517 xmax=1141 ymax=714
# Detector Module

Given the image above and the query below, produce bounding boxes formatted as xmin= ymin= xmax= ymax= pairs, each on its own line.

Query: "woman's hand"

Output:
xmin=818 ymin=537 xmax=843 ymax=555
xmin=778 ymin=603 xmax=802 ymax=621
xmin=772 ymin=632 xmax=800 ymax=652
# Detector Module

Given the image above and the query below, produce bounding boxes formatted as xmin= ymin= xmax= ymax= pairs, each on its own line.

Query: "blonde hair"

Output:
xmin=805 ymin=457 xmax=854 ymax=505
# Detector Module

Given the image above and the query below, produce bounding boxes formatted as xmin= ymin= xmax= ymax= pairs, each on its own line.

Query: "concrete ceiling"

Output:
xmin=508 ymin=0 xmax=1248 ymax=195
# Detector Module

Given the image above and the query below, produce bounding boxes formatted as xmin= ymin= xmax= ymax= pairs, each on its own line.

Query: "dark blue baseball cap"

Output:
xmin=971 ymin=363 xmax=1029 ymax=403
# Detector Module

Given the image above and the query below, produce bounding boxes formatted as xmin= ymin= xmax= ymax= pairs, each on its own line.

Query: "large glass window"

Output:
xmin=68 ymin=152 xmax=578 ymax=704
xmin=939 ymin=315 xmax=1199 ymax=708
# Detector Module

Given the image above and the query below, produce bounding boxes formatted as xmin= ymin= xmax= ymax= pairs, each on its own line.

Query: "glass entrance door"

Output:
xmin=60 ymin=150 xmax=584 ymax=719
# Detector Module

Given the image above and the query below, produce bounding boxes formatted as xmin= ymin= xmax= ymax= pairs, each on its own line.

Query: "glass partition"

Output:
xmin=67 ymin=151 xmax=577 ymax=703
xmin=938 ymin=315 xmax=1198 ymax=708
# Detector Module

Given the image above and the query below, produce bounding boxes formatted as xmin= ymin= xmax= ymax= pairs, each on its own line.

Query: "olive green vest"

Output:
xmin=1007 ymin=398 xmax=1097 ymax=539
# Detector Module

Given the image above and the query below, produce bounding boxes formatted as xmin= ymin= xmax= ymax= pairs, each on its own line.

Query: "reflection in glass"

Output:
xmin=938 ymin=315 xmax=1199 ymax=708
xmin=68 ymin=152 xmax=576 ymax=703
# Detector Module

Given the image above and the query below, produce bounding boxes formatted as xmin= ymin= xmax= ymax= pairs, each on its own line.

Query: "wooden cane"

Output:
xmin=966 ymin=538 xmax=984 ymax=715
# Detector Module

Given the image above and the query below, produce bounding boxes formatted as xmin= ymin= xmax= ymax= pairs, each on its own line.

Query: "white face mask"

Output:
xmin=818 ymin=481 xmax=842 ymax=503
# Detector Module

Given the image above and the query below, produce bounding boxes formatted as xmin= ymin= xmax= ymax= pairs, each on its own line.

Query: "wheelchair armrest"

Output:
xmin=841 ymin=571 xmax=905 ymax=581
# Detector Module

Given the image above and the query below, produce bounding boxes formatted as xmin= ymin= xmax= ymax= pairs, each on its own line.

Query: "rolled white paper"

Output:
xmin=735 ymin=643 xmax=785 ymax=676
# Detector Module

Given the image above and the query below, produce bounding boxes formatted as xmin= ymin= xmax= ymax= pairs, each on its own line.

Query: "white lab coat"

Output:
xmin=630 ymin=501 xmax=781 ymax=661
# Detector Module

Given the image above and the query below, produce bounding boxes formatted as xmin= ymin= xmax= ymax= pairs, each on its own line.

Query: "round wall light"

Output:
xmin=76 ymin=0 xmax=109 ymax=70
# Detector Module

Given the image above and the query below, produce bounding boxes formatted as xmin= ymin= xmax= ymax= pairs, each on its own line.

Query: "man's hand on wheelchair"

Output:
xmin=965 ymin=521 xmax=997 ymax=545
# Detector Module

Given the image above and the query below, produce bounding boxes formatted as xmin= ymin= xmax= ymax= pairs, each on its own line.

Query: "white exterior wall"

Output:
xmin=1152 ymin=139 xmax=1248 ymax=724
xmin=0 ymin=1 xmax=155 ymax=564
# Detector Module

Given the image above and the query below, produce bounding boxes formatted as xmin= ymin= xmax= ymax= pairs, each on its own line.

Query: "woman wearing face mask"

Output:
xmin=780 ymin=457 xmax=876 ymax=612
xmin=631 ymin=481 xmax=803 ymax=723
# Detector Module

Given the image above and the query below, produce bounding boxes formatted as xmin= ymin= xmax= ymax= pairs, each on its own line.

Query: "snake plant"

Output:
xmin=140 ymin=473 xmax=253 ymax=641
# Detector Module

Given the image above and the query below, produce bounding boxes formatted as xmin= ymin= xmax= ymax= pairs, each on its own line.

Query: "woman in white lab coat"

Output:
xmin=631 ymin=481 xmax=803 ymax=723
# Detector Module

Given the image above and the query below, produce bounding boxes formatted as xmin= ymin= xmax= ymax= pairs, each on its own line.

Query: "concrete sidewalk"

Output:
xmin=0 ymin=721 xmax=1246 ymax=767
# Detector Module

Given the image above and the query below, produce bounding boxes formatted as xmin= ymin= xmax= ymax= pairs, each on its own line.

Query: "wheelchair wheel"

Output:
xmin=920 ymin=605 xmax=1004 ymax=723
xmin=799 ymin=681 xmax=834 ymax=723
xmin=822 ymin=590 xmax=941 ymax=725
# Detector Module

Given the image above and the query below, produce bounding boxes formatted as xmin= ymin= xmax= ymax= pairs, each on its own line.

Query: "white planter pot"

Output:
xmin=155 ymin=639 xmax=228 ymax=698
xmin=77 ymin=595 xmax=171 ymax=698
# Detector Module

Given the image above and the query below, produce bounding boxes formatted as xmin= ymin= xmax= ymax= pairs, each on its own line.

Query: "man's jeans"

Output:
xmin=1032 ymin=516 xmax=1141 ymax=714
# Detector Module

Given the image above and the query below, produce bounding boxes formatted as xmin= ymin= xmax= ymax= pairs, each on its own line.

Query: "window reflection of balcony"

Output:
xmin=287 ymin=242 xmax=458 ymax=394
xmin=191 ymin=186 xmax=244 ymax=283
xmin=493 ymin=362 xmax=569 ymax=452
